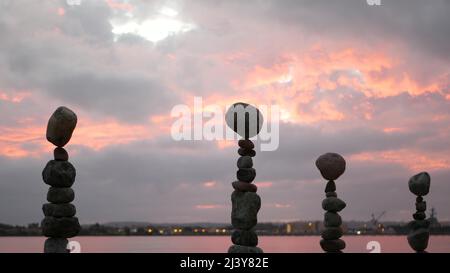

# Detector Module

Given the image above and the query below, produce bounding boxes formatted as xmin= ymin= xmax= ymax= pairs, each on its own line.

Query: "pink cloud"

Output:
xmin=0 ymin=90 xmax=31 ymax=103
xmin=105 ymin=0 xmax=133 ymax=12
xmin=274 ymin=203 xmax=291 ymax=208
xmin=203 ymin=181 xmax=217 ymax=188
xmin=57 ymin=7 xmax=65 ymax=17
xmin=350 ymin=149 xmax=450 ymax=172
xmin=0 ymin=115 xmax=164 ymax=158
xmin=255 ymin=181 xmax=273 ymax=188
xmin=195 ymin=204 xmax=224 ymax=209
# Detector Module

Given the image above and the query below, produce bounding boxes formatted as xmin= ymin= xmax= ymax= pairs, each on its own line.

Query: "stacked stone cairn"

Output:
xmin=225 ymin=102 xmax=264 ymax=253
xmin=407 ymin=172 xmax=431 ymax=253
xmin=315 ymin=153 xmax=347 ymax=253
xmin=42 ymin=106 xmax=80 ymax=253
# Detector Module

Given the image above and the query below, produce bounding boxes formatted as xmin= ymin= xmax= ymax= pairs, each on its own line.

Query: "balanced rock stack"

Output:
xmin=225 ymin=102 xmax=264 ymax=253
xmin=407 ymin=172 xmax=431 ymax=253
xmin=315 ymin=153 xmax=347 ymax=253
xmin=41 ymin=106 xmax=80 ymax=253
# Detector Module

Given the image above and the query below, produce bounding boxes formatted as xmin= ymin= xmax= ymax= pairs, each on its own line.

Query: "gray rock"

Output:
xmin=238 ymin=139 xmax=254 ymax=150
xmin=46 ymin=106 xmax=77 ymax=147
xmin=44 ymin=238 xmax=69 ymax=253
xmin=326 ymin=192 xmax=337 ymax=198
xmin=225 ymin=102 xmax=264 ymax=139
xmin=236 ymin=168 xmax=256 ymax=182
xmin=47 ymin=187 xmax=75 ymax=204
xmin=228 ymin=245 xmax=263 ymax=253
xmin=320 ymin=239 xmax=346 ymax=252
xmin=407 ymin=228 xmax=429 ymax=252
xmin=413 ymin=212 xmax=426 ymax=220
xmin=238 ymin=148 xmax=256 ymax=157
xmin=231 ymin=191 xmax=261 ymax=230
xmin=42 ymin=203 xmax=76 ymax=217
xmin=322 ymin=197 xmax=346 ymax=212
xmin=408 ymin=172 xmax=430 ymax=196
xmin=325 ymin=180 xmax=336 ymax=193
xmin=416 ymin=201 xmax=426 ymax=212
xmin=231 ymin=229 xmax=258 ymax=247
xmin=324 ymin=212 xmax=342 ymax=227
xmin=54 ymin=147 xmax=69 ymax=161
xmin=408 ymin=220 xmax=430 ymax=230
xmin=321 ymin=227 xmax=343 ymax=240
xmin=237 ymin=156 xmax=253 ymax=168
xmin=42 ymin=160 xmax=76 ymax=188
xmin=41 ymin=216 xmax=81 ymax=238
xmin=316 ymin=153 xmax=346 ymax=180
xmin=232 ymin=181 xmax=257 ymax=192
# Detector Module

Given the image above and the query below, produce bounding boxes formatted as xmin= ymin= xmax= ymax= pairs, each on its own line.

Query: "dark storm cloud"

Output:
xmin=0 ymin=0 xmax=178 ymax=122
xmin=260 ymin=0 xmax=450 ymax=61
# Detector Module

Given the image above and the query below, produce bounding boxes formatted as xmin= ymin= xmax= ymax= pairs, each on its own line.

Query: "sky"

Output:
xmin=0 ymin=0 xmax=449 ymax=225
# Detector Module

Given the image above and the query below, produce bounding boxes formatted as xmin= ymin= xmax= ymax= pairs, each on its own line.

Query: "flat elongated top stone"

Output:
xmin=316 ymin=153 xmax=346 ymax=181
xmin=408 ymin=172 xmax=430 ymax=196
xmin=46 ymin=106 xmax=77 ymax=147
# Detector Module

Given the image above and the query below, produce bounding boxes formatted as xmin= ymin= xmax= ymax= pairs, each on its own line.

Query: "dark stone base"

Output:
xmin=408 ymin=228 xmax=429 ymax=252
xmin=41 ymin=216 xmax=81 ymax=238
xmin=320 ymin=239 xmax=346 ymax=252
xmin=44 ymin=238 xmax=69 ymax=253
xmin=228 ymin=245 xmax=263 ymax=253
xmin=231 ymin=229 xmax=258 ymax=247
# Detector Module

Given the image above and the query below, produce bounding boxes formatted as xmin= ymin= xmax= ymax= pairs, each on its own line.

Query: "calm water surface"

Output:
xmin=1 ymin=236 xmax=449 ymax=253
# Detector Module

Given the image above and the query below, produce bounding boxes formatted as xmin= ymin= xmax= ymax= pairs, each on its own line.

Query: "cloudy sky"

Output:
xmin=0 ymin=0 xmax=449 ymax=225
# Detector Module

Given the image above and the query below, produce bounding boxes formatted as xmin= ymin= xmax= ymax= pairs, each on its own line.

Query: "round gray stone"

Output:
xmin=408 ymin=172 xmax=430 ymax=196
xmin=321 ymin=227 xmax=343 ymax=240
xmin=41 ymin=216 xmax=81 ymax=238
xmin=47 ymin=187 xmax=75 ymax=204
xmin=322 ymin=197 xmax=346 ymax=212
xmin=320 ymin=239 xmax=346 ymax=252
xmin=237 ymin=156 xmax=253 ymax=168
xmin=42 ymin=160 xmax=76 ymax=188
xmin=225 ymin=102 xmax=264 ymax=139
xmin=231 ymin=229 xmax=258 ymax=247
xmin=232 ymin=181 xmax=257 ymax=192
xmin=231 ymin=191 xmax=261 ymax=230
xmin=46 ymin=106 xmax=77 ymax=147
xmin=324 ymin=212 xmax=342 ymax=227
xmin=228 ymin=245 xmax=263 ymax=253
xmin=236 ymin=168 xmax=256 ymax=182
xmin=42 ymin=203 xmax=76 ymax=217
xmin=44 ymin=238 xmax=69 ymax=253
xmin=407 ymin=228 xmax=429 ymax=252
xmin=316 ymin=153 xmax=346 ymax=181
